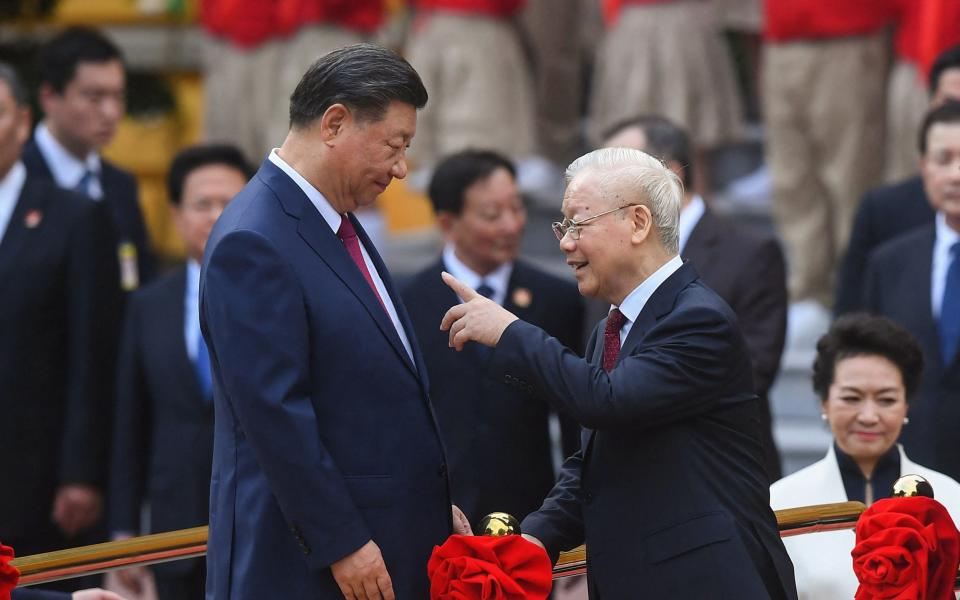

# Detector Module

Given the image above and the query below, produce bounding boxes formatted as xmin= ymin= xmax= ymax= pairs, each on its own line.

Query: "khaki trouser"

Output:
xmin=763 ymin=34 xmax=888 ymax=305
xmin=405 ymin=12 xmax=536 ymax=168
xmin=884 ymin=59 xmax=928 ymax=183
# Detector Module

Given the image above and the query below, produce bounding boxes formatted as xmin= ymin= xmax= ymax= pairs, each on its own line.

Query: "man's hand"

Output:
xmin=331 ymin=540 xmax=394 ymax=600
xmin=73 ymin=589 xmax=128 ymax=600
xmin=439 ymin=272 xmax=518 ymax=351
xmin=52 ymin=484 xmax=103 ymax=537
xmin=451 ymin=505 xmax=473 ymax=535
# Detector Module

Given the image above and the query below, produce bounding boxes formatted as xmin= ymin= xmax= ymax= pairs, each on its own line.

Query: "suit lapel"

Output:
xmin=259 ymin=161 xmax=419 ymax=379
xmin=0 ymin=177 xmax=43 ymax=284
xmin=904 ymin=231 xmax=942 ymax=368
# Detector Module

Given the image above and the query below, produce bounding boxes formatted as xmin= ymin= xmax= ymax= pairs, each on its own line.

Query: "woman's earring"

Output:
xmin=903 ymin=417 xmax=910 ymax=425
xmin=821 ymin=413 xmax=828 ymax=422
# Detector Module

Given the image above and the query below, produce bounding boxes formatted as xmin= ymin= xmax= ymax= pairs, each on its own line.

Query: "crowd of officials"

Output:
xmin=1 ymin=0 xmax=959 ymax=598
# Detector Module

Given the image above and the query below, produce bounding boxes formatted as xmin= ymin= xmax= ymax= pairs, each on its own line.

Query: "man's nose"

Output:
xmin=391 ymin=153 xmax=408 ymax=180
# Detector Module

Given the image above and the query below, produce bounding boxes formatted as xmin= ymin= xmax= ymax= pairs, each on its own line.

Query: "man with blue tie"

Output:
xmin=21 ymin=27 xmax=154 ymax=290
xmin=200 ymin=44 xmax=467 ymax=600
xmin=440 ymin=147 xmax=797 ymax=598
xmin=108 ymin=144 xmax=252 ymax=600
xmin=864 ymin=100 xmax=960 ymax=482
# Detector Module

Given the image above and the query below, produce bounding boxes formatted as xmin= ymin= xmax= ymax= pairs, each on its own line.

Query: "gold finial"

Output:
xmin=477 ymin=512 xmax=520 ymax=536
xmin=892 ymin=474 xmax=935 ymax=498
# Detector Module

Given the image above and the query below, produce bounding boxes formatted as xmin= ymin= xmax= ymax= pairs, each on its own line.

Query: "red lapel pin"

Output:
xmin=24 ymin=209 xmax=42 ymax=228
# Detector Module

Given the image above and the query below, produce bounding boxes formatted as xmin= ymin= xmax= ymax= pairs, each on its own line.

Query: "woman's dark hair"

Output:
xmin=812 ymin=313 xmax=924 ymax=401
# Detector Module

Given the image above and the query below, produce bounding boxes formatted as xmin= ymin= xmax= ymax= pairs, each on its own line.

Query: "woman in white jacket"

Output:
xmin=770 ymin=313 xmax=960 ymax=599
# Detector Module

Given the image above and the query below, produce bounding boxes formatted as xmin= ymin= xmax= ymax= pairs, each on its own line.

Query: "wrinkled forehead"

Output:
xmin=562 ymin=169 xmax=610 ymax=217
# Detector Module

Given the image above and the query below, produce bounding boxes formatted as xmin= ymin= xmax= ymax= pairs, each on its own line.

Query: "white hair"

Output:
xmin=565 ymin=147 xmax=682 ymax=253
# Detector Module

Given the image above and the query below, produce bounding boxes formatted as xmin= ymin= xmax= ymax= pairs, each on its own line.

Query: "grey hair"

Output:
xmin=0 ymin=62 xmax=28 ymax=107
xmin=565 ymin=147 xmax=682 ymax=253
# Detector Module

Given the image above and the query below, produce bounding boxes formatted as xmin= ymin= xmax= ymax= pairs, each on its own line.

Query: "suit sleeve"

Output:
xmin=553 ymin=290 xmax=588 ymax=457
xmin=521 ymin=447 xmax=586 ymax=561
xmin=835 ymin=190 xmax=876 ymax=316
xmin=489 ymin=304 xmax=746 ymax=431
xmin=202 ymin=229 xmax=372 ymax=569
xmin=735 ymin=237 xmax=787 ymax=396
xmin=109 ymin=295 xmax=150 ymax=534
xmin=59 ymin=200 xmax=122 ymax=487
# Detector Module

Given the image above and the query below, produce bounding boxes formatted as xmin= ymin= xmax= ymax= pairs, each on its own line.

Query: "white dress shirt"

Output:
xmin=442 ymin=244 xmax=513 ymax=307
xmin=0 ymin=161 xmax=26 ymax=245
xmin=677 ymin=194 xmax=706 ymax=254
xmin=267 ymin=149 xmax=415 ymax=363
xmin=184 ymin=259 xmax=202 ymax=362
xmin=613 ymin=254 xmax=684 ymax=346
xmin=932 ymin=211 xmax=960 ymax=319
xmin=34 ymin=122 xmax=103 ymax=199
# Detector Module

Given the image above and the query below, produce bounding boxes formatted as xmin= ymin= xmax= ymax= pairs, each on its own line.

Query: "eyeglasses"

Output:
xmin=552 ymin=204 xmax=640 ymax=241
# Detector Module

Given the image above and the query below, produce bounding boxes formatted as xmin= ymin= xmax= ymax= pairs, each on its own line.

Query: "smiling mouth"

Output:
xmin=567 ymin=261 xmax=588 ymax=271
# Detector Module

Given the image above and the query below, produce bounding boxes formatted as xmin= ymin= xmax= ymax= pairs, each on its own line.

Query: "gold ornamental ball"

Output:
xmin=478 ymin=512 xmax=521 ymax=536
xmin=892 ymin=474 xmax=935 ymax=499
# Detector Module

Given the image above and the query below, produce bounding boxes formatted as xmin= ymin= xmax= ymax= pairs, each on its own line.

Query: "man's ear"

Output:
xmin=37 ymin=84 xmax=57 ymax=114
xmin=319 ymin=103 xmax=350 ymax=143
xmin=630 ymin=204 xmax=653 ymax=245
xmin=436 ymin=211 xmax=458 ymax=240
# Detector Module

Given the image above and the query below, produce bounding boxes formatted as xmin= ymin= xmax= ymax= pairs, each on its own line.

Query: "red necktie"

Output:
xmin=337 ymin=215 xmax=388 ymax=315
xmin=602 ymin=308 xmax=628 ymax=372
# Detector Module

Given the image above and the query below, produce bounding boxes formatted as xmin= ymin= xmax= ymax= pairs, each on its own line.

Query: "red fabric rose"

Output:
xmin=852 ymin=497 xmax=960 ymax=600
xmin=427 ymin=535 xmax=552 ymax=600
xmin=0 ymin=543 xmax=20 ymax=600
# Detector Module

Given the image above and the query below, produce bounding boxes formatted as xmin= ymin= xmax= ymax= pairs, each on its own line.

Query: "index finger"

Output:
xmin=441 ymin=271 xmax=480 ymax=301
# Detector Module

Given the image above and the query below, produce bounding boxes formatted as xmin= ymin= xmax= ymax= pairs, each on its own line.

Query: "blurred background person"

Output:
xmin=862 ymin=100 xmax=960 ymax=482
xmin=763 ymin=0 xmax=892 ymax=323
xmin=22 ymin=26 xmax=154 ymax=291
xmin=0 ymin=61 xmax=120 ymax=592
xmin=835 ymin=44 xmax=960 ymax=316
xmin=109 ymin=144 xmax=252 ymax=600
xmin=589 ymin=0 xmax=744 ymax=194
xmin=404 ymin=0 xmax=536 ymax=177
xmin=770 ymin=313 xmax=960 ymax=599
xmin=604 ymin=115 xmax=788 ymax=481
xmin=402 ymin=149 xmax=584 ymax=526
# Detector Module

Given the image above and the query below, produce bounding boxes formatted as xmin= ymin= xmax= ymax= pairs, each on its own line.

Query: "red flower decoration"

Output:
xmin=0 ymin=543 xmax=20 ymax=600
xmin=852 ymin=497 xmax=960 ymax=600
xmin=427 ymin=535 xmax=552 ymax=600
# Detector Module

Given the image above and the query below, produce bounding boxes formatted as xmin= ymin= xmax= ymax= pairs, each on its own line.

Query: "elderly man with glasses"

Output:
xmin=441 ymin=147 xmax=798 ymax=599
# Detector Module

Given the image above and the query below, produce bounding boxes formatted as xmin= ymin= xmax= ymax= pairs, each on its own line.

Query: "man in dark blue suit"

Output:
xmin=200 ymin=44 xmax=466 ymax=600
xmin=21 ymin=27 xmax=154 ymax=291
xmin=403 ymin=150 xmax=584 ymax=527
xmin=835 ymin=45 xmax=960 ymax=315
xmin=0 ymin=63 xmax=120 ymax=592
xmin=109 ymin=144 xmax=252 ymax=599
xmin=863 ymin=101 xmax=960 ymax=482
xmin=441 ymin=147 xmax=797 ymax=598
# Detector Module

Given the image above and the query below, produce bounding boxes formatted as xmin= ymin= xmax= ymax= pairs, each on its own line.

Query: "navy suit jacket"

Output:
xmin=200 ymin=160 xmax=451 ymax=599
xmin=683 ymin=208 xmax=787 ymax=479
xmin=402 ymin=259 xmax=584 ymax=525
xmin=110 ymin=267 xmax=214 ymax=578
xmin=0 ymin=174 xmax=120 ymax=553
xmin=21 ymin=138 xmax=156 ymax=287
xmin=836 ymin=176 xmax=934 ymax=315
xmin=863 ymin=225 xmax=960 ymax=480
xmin=495 ymin=262 xmax=797 ymax=599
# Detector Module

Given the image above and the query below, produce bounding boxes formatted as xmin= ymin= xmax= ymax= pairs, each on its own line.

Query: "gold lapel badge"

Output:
xmin=512 ymin=287 xmax=532 ymax=309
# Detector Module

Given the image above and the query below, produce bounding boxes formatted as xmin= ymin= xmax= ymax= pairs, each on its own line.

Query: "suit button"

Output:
xmin=438 ymin=463 xmax=448 ymax=477
xmin=584 ymin=492 xmax=593 ymax=504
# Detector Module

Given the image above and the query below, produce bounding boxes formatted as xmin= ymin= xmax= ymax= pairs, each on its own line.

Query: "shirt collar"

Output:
xmin=0 ymin=161 xmax=27 ymax=210
xmin=34 ymin=122 xmax=101 ymax=189
xmin=186 ymin=259 xmax=201 ymax=301
xmin=615 ymin=254 xmax=684 ymax=324
xmin=677 ymin=194 xmax=705 ymax=253
xmin=935 ymin=211 xmax=960 ymax=256
xmin=268 ymin=149 xmax=343 ymax=233
xmin=442 ymin=243 xmax=513 ymax=304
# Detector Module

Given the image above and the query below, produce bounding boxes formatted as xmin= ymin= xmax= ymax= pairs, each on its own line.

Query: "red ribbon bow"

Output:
xmin=852 ymin=497 xmax=960 ymax=600
xmin=427 ymin=534 xmax=552 ymax=599
xmin=0 ymin=543 xmax=20 ymax=600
